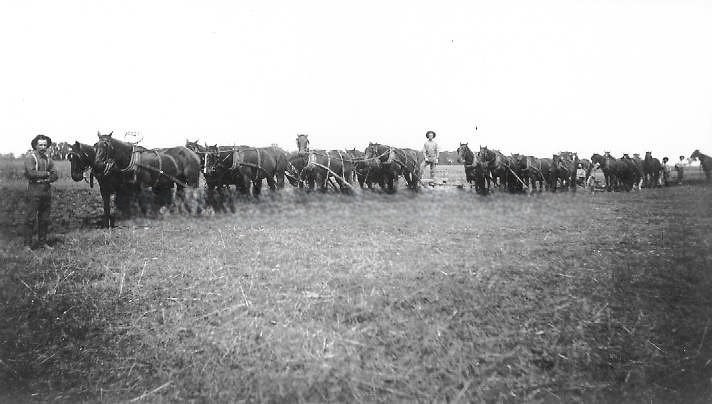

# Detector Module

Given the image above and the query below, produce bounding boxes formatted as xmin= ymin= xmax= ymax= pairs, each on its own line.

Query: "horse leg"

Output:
xmin=306 ymin=173 xmax=316 ymax=192
xmin=318 ymin=172 xmax=329 ymax=192
xmin=253 ymin=179 xmax=263 ymax=196
xmin=101 ymin=188 xmax=113 ymax=228
xmin=275 ymin=172 xmax=285 ymax=190
xmin=388 ymin=172 xmax=397 ymax=193
xmin=174 ymin=184 xmax=185 ymax=213
xmin=266 ymin=176 xmax=277 ymax=192
xmin=238 ymin=173 xmax=251 ymax=196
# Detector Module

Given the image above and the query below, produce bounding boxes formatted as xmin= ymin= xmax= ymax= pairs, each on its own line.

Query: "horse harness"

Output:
xmin=307 ymin=150 xmax=352 ymax=188
xmin=114 ymin=146 xmax=191 ymax=188
xmin=232 ymin=148 xmax=266 ymax=181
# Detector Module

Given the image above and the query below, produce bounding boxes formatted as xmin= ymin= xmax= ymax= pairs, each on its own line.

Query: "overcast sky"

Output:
xmin=1 ymin=0 xmax=710 ymax=159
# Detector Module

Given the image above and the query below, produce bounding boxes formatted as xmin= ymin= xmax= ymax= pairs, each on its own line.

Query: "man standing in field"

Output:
xmin=576 ymin=163 xmax=586 ymax=186
xmin=23 ymin=134 xmax=58 ymax=251
xmin=662 ymin=157 xmax=671 ymax=186
xmin=675 ymin=155 xmax=686 ymax=184
xmin=422 ymin=130 xmax=439 ymax=181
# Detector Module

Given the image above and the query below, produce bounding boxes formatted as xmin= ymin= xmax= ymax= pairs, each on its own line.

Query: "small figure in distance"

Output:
xmin=675 ymin=155 xmax=686 ymax=185
xmin=661 ymin=157 xmax=671 ymax=186
xmin=576 ymin=163 xmax=586 ymax=187
xmin=422 ymin=130 xmax=439 ymax=182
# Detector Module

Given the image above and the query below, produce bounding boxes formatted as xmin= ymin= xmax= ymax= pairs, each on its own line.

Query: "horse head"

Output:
xmin=477 ymin=146 xmax=494 ymax=163
xmin=364 ymin=142 xmax=381 ymax=160
xmin=204 ymin=145 xmax=224 ymax=176
xmin=68 ymin=141 xmax=93 ymax=182
xmin=94 ymin=131 xmax=119 ymax=176
xmin=296 ymin=134 xmax=310 ymax=154
xmin=690 ymin=149 xmax=701 ymax=160
xmin=457 ymin=143 xmax=473 ymax=164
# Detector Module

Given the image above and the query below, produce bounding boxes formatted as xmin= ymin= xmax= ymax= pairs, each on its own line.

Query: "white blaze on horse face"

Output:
xmin=203 ymin=154 xmax=208 ymax=174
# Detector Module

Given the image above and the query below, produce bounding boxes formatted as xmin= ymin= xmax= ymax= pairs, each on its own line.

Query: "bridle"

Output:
xmin=94 ymin=137 xmax=119 ymax=176
xmin=67 ymin=149 xmax=94 ymax=184
xmin=457 ymin=145 xmax=474 ymax=166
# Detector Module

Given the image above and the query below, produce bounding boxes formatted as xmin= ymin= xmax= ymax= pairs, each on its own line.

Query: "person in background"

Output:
xmin=24 ymin=134 xmax=59 ymax=251
xmin=661 ymin=157 xmax=671 ymax=186
xmin=422 ymin=130 xmax=439 ymax=181
xmin=675 ymin=155 xmax=686 ymax=184
xmin=576 ymin=163 xmax=586 ymax=186
xmin=586 ymin=163 xmax=599 ymax=192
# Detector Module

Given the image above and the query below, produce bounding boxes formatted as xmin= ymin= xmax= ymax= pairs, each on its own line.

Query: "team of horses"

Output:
xmin=456 ymin=144 xmax=582 ymax=195
xmin=67 ymin=132 xmax=712 ymax=226
xmin=456 ymin=145 xmax=708 ymax=195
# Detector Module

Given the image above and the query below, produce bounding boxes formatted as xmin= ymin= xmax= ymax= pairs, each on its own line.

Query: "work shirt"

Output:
xmin=24 ymin=150 xmax=58 ymax=193
xmin=423 ymin=140 xmax=439 ymax=163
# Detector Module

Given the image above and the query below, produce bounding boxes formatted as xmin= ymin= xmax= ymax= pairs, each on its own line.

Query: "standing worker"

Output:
xmin=675 ymin=155 xmax=686 ymax=184
xmin=422 ymin=130 xmax=439 ymax=181
xmin=661 ymin=157 xmax=671 ymax=186
xmin=576 ymin=163 xmax=586 ymax=186
xmin=24 ymin=134 xmax=58 ymax=251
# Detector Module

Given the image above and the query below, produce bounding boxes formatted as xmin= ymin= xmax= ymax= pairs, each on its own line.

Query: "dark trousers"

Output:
xmin=24 ymin=185 xmax=51 ymax=245
xmin=424 ymin=161 xmax=437 ymax=178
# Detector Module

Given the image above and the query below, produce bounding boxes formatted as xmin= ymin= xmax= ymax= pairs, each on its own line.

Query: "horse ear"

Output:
xmin=108 ymin=131 xmax=113 ymax=137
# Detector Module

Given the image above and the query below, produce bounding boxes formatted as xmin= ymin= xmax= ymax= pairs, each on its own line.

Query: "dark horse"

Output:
xmin=67 ymin=140 xmax=138 ymax=227
xmin=690 ymin=149 xmax=712 ymax=182
xmin=550 ymin=152 xmax=578 ymax=192
xmin=506 ymin=154 xmax=528 ymax=193
xmin=457 ymin=143 xmax=487 ymax=194
xmin=625 ymin=154 xmax=644 ymax=190
xmin=476 ymin=146 xmax=508 ymax=191
xmin=591 ymin=152 xmax=636 ymax=191
xmin=185 ymin=140 xmax=237 ymax=211
xmin=295 ymin=134 xmax=354 ymax=192
xmin=94 ymin=133 xmax=202 ymax=214
xmin=525 ymin=156 xmax=552 ymax=192
xmin=642 ymin=152 xmax=662 ymax=188
xmin=364 ymin=142 xmax=423 ymax=192
xmin=346 ymin=148 xmax=381 ymax=189
xmin=204 ymin=145 xmax=287 ymax=196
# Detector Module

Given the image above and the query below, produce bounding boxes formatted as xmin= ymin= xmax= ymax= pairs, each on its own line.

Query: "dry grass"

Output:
xmin=0 ymin=163 xmax=711 ymax=403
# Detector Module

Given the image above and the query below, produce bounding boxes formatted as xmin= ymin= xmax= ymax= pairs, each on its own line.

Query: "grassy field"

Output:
xmin=1 ymin=161 xmax=711 ymax=402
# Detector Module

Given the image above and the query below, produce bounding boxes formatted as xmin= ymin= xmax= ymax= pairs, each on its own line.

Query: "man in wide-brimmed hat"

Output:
xmin=422 ymin=130 xmax=439 ymax=180
xmin=675 ymin=155 xmax=686 ymax=184
xmin=23 ymin=134 xmax=58 ymax=251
